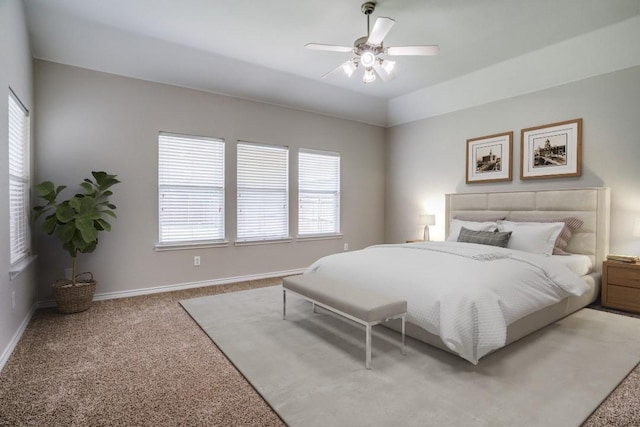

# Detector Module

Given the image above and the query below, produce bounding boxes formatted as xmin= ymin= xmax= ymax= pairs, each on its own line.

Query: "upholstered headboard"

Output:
xmin=445 ymin=187 xmax=610 ymax=272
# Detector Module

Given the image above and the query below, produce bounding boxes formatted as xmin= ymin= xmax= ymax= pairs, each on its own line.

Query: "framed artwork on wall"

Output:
xmin=466 ymin=131 xmax=513 ymax=184
xmin=520 ymin=118 xmax=582 ymax=180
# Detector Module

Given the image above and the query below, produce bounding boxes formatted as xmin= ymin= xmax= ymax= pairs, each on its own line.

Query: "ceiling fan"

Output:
xmin=305 ymin=1 xmax=439 ymax=84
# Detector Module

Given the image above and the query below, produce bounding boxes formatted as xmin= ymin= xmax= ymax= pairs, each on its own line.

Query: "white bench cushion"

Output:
xmin=283 ymin=274 xmax=407 ymax=323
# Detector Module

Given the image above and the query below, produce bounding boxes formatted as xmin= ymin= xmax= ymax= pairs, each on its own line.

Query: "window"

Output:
xmin=237 ymin=142 xmax=289 ymax=242
xmin=298 ymin=149 xmax=341 ymax=236
xmin=158 ymin=133 xmax=225 ymax=246
xmin=8 ymin=90 xmax=31 ymax=265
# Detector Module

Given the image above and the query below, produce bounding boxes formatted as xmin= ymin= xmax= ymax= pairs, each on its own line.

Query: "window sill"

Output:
xmin=296 ymin=233 xmax=343 ymax=242
xmin=155 ymin=241 xmax=229 ymax=252
xmin=9 ymin=255 xmax=38 ymax=281
xmin=234 ymin=237 xmax=293 ymax=247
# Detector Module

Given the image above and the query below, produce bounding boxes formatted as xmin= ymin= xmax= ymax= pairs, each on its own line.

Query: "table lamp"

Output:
xmin=419 ymin=214 xmax=436 ymax=241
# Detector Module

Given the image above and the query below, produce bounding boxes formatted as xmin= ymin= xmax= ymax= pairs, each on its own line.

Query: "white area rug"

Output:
xmin=181 ymin=286 xmax=640 ymax=427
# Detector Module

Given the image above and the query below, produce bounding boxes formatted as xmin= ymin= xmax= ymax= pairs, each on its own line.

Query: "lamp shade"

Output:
xmin=419 ymin=214 xmax=436 ymax=226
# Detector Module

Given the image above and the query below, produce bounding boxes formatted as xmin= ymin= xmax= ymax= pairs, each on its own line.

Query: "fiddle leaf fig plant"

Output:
xmin=33 ymin=171 xmax=120 ymax=284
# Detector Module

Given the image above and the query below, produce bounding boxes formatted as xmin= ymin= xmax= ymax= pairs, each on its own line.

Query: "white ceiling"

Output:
xmin=23 ymin=0 xmax=640 ymax=126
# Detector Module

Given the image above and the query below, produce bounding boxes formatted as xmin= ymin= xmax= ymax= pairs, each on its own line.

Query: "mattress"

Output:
xmin=306 ymin=242 xmax=594 ymax=364
xmin=384 ymin=272 xmax=599 ymax=357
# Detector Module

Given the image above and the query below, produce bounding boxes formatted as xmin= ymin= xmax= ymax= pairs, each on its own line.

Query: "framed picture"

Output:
xmin=520 ymin=118 xmax=582 ymax=180
xmin=466 ymin=131 xmax=513 ymax=183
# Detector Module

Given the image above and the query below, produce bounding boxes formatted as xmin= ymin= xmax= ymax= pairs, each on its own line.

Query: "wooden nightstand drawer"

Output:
xmin=602 ymin=261 xmax=640 ymax=313
xmin=608 ymin=266 xmax=640 ymax=289
xmin=606 ymin=285 xmax=640 ymax=312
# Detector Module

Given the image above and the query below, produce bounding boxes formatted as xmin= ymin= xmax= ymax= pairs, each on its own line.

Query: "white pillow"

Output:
xmin=497 ymin=220 xmax=565 ymax=255
xmin=447 ymin=219 xmax=497 ymax=242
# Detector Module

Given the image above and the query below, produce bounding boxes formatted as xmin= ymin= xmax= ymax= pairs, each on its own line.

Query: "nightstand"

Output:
xmin=602 ymin=260 xmax=640 ymax=313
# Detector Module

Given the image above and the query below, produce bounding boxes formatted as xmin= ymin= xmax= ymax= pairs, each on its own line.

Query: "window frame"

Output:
xmin=8 ymin=88 xmax=32 ymax=272
xmin=297 ymin=148 xmax=341 ymax=239
xmin=156 ymin=132 xmax=227 ymax=250
xmin=236 ymin=141 xmax=290 ymax=244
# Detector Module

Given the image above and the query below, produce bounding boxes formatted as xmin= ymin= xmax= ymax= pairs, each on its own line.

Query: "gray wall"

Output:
xmin=33 ymin=60 xmax=386 ymax=300
xmin=0 ymin=0 xmax=36 ymax=363
xmin=386 ymin=65 xmax=640 ymax=257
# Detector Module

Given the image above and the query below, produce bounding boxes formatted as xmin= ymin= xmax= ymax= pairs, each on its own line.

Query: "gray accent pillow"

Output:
xmin=457 ymin=227 xmax=512 ymax=248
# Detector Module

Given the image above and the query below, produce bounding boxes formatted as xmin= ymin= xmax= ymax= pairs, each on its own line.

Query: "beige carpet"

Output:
xmin=0 ymin=278 xmax=638 ymax=426
xmin=0 ymin=279 xmax=284 ymax=427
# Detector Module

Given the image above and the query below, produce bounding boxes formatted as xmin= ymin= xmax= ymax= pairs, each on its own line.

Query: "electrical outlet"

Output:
xmin=194 ymin=255 xmax=201 ymax=267
xmin=12 ymin=291 xmax=16 ymax=309
xmin=343 ymin=243 xmax=349 ymax=251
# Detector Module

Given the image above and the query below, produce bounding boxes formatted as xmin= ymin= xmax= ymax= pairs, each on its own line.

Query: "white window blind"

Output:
xmin=8 ymin=90 xmax=30 ymax=265
xmin=158 ymin=133 xmax=225 ymax=244
xmin=298 ymin=149 xmax=341 ymax=236
xmin=237 ymin=142 xmax=289 ymax=242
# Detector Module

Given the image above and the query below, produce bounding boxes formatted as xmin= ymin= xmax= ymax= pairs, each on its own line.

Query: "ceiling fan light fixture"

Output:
xmin=306 ymin=2 xmax=439 ymax=84
xmin=342 ymin=60 xmax=357 ymax=77
xmin=380 ymin=59 xmax=396 ymax=74
xmin=360 ymin=50 xmax=376 ymax=68
xmin=363 ymin=68 xmax=376 ymax=83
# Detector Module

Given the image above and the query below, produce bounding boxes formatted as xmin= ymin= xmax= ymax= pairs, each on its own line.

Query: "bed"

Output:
xmin=304 ymin=187 xmax=610 ymax=364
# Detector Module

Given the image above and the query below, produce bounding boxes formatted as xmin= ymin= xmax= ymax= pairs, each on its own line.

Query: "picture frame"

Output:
xmin=520 ymin=118 xmax=582 ymax=180
xmin=466 ymin=131 xmax=513 ymax=184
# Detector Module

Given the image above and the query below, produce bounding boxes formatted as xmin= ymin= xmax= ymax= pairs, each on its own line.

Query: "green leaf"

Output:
xmin=42 ymin=215 xmax=58 ymax=234
xmin=91 ymin=171 xmax=107 ymax=181
xmin=62 ymin=240 xmax=78 ymax=258
xmin=79 ymin=239 xmax=97 ymax=254
xmin=32 ymin=205 xmax=51 ymax=222
xmin=95 ymin=218 xmax=111 ymax=232
xmin=33 ymin=182 xmax=59 ymax=203
xmin=92 ymin=171 xmax=120 ymax=190
xmin=34 ymin=181 xmax=55 ymax=196
xmin=56 ymin=203 xmax=75 ymax=223
xmin=102 ymin=209 xmax=117 ymax=218
xmin=72 ymin=231 xmax=97 ymax=253
xmin=76 ymin=217 xmax=98 ymax=243
xmin=54 ymin=222 xmax=76 ymax=243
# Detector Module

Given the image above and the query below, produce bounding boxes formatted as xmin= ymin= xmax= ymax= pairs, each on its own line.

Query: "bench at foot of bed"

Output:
xmin=282 ymin=274 xmax=407 ymax=369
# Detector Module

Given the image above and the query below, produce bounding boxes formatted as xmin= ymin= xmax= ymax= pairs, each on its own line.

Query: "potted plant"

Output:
xmin=33 ymin=171 xmax=120 ymax=313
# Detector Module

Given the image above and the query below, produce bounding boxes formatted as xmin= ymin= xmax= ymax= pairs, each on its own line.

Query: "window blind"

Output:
xmin=8 ymin=91 xmax=30 ymax=265
xmin=298 ymin=149 xmax=340 ymax=235
xmin=237 ymin=142 xmax=289 ymax=242
xmin=158 ymin=133 xmax=225 ymax=244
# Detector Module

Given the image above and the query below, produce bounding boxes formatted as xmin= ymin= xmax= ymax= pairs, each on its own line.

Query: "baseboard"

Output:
xmin=37 ymin=268 xmax=306 ymax=308
xmin=0 ymin=303 xmax=37 ymax=374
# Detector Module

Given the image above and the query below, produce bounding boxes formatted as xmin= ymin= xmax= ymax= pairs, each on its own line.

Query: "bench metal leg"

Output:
xmin=401 ymin=315 xmax=406 ymax=356
xmin=366 ymin=324 xmax=372 ymax=369
xmin=282 ymin=289 xmax=286 ymax=320
xmin=312 ymin=302 xmax=317 ymax=313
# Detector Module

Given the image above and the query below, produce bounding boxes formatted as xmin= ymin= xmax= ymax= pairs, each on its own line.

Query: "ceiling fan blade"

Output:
xmin=321 ymin=61 xmax=353 ymax=79
xmin=386 ymin=45 xmax=440 ymax=56
xmin=367 ymin=17 xmax=395 ymax=45
xmin=305 ymin=43 xmax=353 ymax=53
xmin=372 ymin=62 xmax=394 ymax=82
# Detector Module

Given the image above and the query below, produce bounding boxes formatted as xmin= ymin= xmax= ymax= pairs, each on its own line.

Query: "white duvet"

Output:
xmin=305 ymin=241 xmax=590 ymax=364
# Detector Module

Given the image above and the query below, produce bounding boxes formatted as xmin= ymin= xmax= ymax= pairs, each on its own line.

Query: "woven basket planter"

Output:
xmin=52 ymin=272 xmax=96 ymax=314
